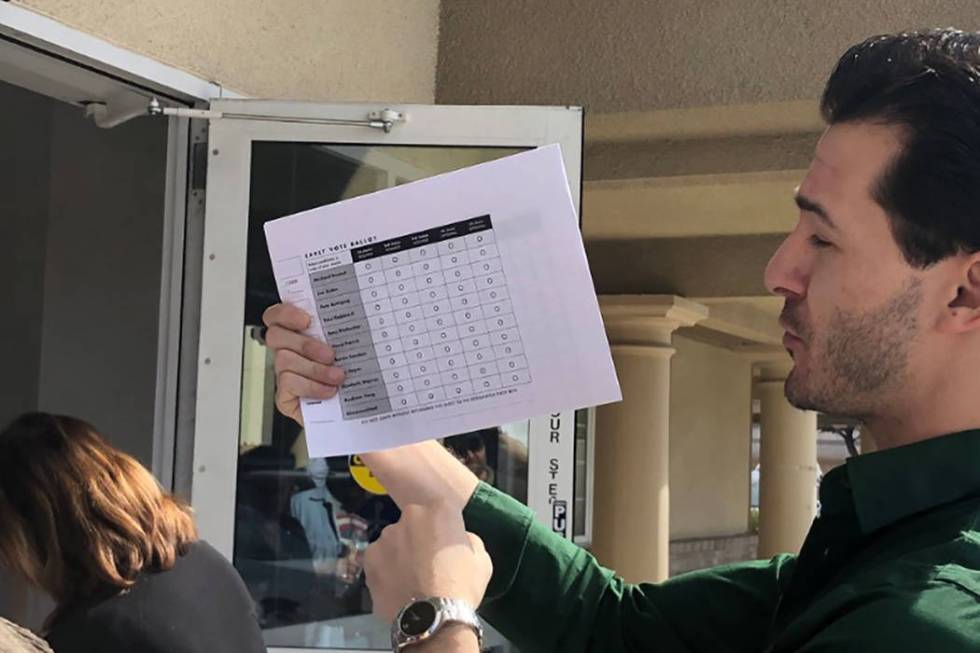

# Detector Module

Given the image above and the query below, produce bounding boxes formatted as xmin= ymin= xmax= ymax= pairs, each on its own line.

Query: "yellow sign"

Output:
xmin=349 ymin=455 xmax=388 ymax=495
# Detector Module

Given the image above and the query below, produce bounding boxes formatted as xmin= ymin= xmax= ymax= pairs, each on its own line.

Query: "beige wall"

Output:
xmin=438 ymin=1 xmax=980 ymax=111
xmin=669 ymin=335 xmax=752 ymax=540
xmin=13 ymin=0 xmax=440 ymax=101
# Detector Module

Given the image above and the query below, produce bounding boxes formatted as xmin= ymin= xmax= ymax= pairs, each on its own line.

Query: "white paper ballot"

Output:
xmin=264 ymin=145 xmax=621 ymax=457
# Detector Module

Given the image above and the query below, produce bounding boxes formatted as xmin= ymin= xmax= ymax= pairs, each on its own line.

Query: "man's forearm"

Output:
xmin=361 ymin=440 xmax=480 ymax=511
xmin=413 ymin=624 xmax=480 ymax=653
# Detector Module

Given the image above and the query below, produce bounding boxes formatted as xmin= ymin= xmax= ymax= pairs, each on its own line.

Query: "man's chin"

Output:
xmin=783 ymin=368 xmax=819 ymax=412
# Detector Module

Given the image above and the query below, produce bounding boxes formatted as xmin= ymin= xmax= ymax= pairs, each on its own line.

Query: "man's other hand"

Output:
xmin=364 ymin=501 xmax=492 ymax=623
xmin=262 ymin=303 xmax=346 ymax=426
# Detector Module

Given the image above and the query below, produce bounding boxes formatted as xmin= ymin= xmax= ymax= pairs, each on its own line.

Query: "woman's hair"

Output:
xmin=0 ymin=413 xmax=197 ymax=613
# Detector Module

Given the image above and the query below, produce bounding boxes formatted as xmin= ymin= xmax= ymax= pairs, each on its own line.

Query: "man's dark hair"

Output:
xmin=821 ymin=29 xmax=980 ymax=267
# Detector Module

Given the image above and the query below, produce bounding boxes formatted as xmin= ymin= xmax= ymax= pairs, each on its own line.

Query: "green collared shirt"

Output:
xmin=463 ymin=430 xmax=980 ymax=652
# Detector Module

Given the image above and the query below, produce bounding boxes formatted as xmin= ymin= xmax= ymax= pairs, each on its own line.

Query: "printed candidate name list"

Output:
xmin=264 ymin=145 xmax=621 ymax=457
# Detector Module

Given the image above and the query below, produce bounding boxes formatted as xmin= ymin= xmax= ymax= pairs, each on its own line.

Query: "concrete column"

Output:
xmin=594 ymin=296 xmax=707 ymax=583
xmin=755 ymin=361 xmax=818 ymax=558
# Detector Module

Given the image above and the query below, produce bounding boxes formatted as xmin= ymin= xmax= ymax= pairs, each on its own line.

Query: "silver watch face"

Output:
xmin=399 ymin=600 xmax=438 ymax=637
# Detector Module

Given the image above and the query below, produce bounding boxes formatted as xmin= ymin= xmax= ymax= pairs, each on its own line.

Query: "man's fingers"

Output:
xmin=275 ymin=348 xmax=344 ymax=386
xmin=262 ymin=303 xmax=311 ymax=331
xmin=277 ymin=370 xmax=338 ymax=402
xmin=265 ymin=324 xmax=335 ymax=366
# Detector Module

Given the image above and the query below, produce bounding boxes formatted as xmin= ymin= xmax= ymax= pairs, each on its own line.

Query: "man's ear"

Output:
xmin=943 ymin=255 xmax=980 ymax=333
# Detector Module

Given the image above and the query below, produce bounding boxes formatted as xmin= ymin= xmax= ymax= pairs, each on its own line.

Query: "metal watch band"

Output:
xmin=434 ymin=596 xmax=483 ymax=640
xmin=392 ymin=596 xmax=484 ymax=651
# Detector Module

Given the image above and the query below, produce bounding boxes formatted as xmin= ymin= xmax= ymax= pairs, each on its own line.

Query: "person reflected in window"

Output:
xmin=0 ymin=413 xmax=265 ymax=653
xmin=445 ymin=427 xmax=529 ymax=501
xmin=445 ymin=430 xmax=497 ymax=485
xmin=289 ymin=457 xmax=344 ymax=573
xmin=234 ymin=443 xmax=316 ymax=628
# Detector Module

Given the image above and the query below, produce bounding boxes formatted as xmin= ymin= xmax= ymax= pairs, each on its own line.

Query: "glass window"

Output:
xmin=236 ymin=143 xmax=529 ymax=650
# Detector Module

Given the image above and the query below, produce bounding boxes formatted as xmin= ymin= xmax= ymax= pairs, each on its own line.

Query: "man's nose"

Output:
xmin=765 ymin=231 xmax=807 ymax=300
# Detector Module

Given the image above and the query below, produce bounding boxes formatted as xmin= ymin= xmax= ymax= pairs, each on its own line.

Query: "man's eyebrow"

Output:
xmin=794 ymin=192 xmax=837 ymax=230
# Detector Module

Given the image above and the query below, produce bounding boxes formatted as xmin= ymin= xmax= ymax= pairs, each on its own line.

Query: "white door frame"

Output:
xmin=193 ymin=99 xmax=583 ymax=557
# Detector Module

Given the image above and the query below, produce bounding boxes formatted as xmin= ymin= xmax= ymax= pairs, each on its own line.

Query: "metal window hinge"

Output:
xmin=148 ymin=98 xmax=406 ymax=132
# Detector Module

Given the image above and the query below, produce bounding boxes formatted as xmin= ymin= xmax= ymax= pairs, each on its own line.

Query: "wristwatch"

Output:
xmin=391 ymin=597 xmax=483 ymax=651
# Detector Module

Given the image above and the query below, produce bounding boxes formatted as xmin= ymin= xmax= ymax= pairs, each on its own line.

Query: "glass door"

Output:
xmin=191 ymin=101 xmax=585 ymax=652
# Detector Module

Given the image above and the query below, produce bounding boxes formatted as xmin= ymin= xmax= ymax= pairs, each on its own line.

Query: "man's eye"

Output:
xmin=809 ymin=235 xmax=832 ymax=249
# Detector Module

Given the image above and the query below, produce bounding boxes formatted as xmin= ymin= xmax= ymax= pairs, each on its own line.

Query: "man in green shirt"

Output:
xmin=262 ymin=28 xmax=980 ymax=652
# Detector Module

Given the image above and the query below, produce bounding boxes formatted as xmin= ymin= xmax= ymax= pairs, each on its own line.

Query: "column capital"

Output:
xmin=599 ymin=295 xmax=708 ymax=347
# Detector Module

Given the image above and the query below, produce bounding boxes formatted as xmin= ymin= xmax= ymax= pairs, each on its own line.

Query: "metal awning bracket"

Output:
xmin=148 ymin=98 xmax=405 ymax=132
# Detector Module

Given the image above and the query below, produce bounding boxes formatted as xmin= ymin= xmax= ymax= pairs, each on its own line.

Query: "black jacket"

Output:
xmin=46 ymin=541 xmax=265 ymax=653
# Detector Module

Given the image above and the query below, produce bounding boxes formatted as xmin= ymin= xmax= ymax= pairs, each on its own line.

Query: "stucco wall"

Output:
xmin=12 ymin=0 xmax=440 ymax=101
xmin=437 ymin=1 xmax=980 ymax=111
xmin=669 ymin=335 xmax=752 ymax=539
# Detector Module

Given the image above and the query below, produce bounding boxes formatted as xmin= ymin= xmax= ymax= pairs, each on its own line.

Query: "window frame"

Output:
xmin=192 ymin=101 xmax=586 ymax=562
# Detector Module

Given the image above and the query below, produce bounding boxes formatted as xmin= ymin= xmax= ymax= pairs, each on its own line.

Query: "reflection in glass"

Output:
xmin=445 ymin=425 xmax=529 ymax=503
xmin=237 ymin=144 xmax=533 ymax=650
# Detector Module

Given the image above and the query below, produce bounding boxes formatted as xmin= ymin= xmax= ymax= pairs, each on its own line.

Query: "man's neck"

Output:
xmin=865 ymin=380 xmax=980 ymax=450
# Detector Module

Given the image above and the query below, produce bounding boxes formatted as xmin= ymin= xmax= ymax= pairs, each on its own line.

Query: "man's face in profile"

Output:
xmin=765 ymin=122 xmax=930 ymax=419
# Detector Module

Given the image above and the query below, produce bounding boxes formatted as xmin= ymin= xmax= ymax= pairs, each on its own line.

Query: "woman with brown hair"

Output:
xmin=0 ymin=413 xmax=266 ymax=653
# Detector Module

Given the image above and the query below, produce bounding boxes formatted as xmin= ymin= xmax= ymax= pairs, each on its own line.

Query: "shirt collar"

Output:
xmin=839 ymin=429 xmax=980 ymax=534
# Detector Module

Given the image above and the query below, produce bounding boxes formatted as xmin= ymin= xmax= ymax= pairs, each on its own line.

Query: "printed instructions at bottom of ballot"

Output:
xmin=264 ymin=144 xmax=622 ymax=458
